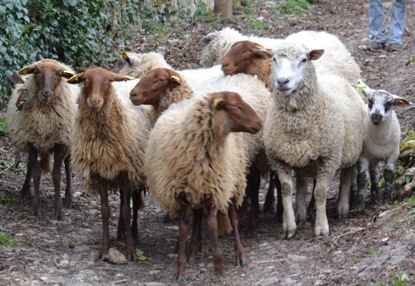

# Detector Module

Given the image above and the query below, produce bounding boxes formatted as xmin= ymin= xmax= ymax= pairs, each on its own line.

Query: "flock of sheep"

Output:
xmin=5 ymin=27 xmax=411 ymax=282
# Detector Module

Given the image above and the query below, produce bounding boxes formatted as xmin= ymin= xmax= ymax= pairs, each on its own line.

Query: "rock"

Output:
xmin=101 ymin=248 xmax=127 ymax=265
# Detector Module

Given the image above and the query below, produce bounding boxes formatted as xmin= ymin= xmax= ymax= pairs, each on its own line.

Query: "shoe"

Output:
xmin=369 ymin=42 xmax=385 ymax=51
xmin=386 ymin=43 xmax=402 ymax=52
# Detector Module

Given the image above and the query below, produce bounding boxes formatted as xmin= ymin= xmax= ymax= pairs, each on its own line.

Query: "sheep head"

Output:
xmin=130 ymin=68 xmax=181 ymax=106
xmin=222 ymin=40 xmax=272 ymax=76
xmin=67 ymin=67 xmax=133 ymax=112
xmin=209 ymin=91 xmax=262 ymax=134
xmin=19 ymin=59 xmax=75 ymax=103
xmin=357 ymin=79 xmax=411 ymax=125
xmin=269 ymin=43 xmax=324 ymax=97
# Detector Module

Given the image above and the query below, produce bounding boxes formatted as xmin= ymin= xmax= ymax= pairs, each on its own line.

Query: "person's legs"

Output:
xmin=369 ymin=0 xmax=387 ymax=46
xmin=389 ymin=0 xmax=406 ymax=45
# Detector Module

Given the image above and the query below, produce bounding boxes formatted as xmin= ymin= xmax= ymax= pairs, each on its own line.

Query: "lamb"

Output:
xmin=67 ymin=67 xmax=150 ymax=260
xmin=353 ymin=80 xmax=411 ymax=210
xmin=6 ymin=59 xmax=79 ymax=219
xmin=262 ymin=41 xmax=367 ymax=238
xmin=143 ymin=90 xmax=262 ymax=281
xmin=200 ymin=27 xmax=283 ymax=67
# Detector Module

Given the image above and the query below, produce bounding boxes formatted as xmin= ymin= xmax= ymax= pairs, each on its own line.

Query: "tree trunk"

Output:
xmin=214 ymin=0 xmax=232 ymax=18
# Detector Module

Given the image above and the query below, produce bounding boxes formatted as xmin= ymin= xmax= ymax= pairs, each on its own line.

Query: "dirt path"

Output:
xmin=1 ymin=0 xmax=415 ymax=285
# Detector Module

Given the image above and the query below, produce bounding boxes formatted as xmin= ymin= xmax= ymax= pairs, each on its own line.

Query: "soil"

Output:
xmin=1 ymin=0 xmax=415 ymax=285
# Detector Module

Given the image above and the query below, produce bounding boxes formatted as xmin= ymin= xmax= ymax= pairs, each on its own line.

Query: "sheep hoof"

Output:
xmin=239 ymin=259 xmax=245 ymax=267
xmin=175 ymin=277 xmax=186 ymax=285
xmin=63 ymin=197 xmax=72 ymax=208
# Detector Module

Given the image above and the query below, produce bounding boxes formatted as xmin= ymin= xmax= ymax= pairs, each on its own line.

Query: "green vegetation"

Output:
xmin=376 ymin=273 xmax=409 ymax=286
xmin=0 ymin=231 xmax=20 ymax=246
xmin=0 ymin=118 xmax=6 ymax=136
xmin=247 ymin=20 xmax=270 ymax=30
xmin=278 ymin=0 xmax=314 ymax=14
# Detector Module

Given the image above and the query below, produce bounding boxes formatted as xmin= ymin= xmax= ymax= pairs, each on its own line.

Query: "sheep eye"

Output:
xmin=368 ymin=99 xmax=374 ymax=109
xmin=300 ymin=58 xmax=307 ymax=64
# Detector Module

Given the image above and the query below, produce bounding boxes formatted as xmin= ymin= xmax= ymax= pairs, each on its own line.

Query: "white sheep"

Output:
xmin=6 ymin=59 xmax=79 ymax=219
xmin=353 ymin=80 xmax=411 ymax=210
xmin=263 ymin=41 xmax=367 ymax=238
xmin=144 ymin=90 xmax=262 ymax=281
xmin=67 ymin=67 xmax=150 ymax=260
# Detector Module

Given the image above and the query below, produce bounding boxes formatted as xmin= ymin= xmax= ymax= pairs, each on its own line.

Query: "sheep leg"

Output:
xmin=20 ymin=161 xmax=32 ymax=200
xmin=63 ymin=155 xmax=72 ymax=208
xmin=99 ymin=182 xmax=111 ymax=258
xmin=274 ymin=172 xmax=283 ymax=223
xmin=369 ymin=162 xmax=380 ymax=203
xmin=207 ymin=207 xmax=225 ymax=275
xmin=120 ymin=187 xmax=136 ymax=261
xmin=295 ymin=172 xmax=308 ymax=226
xmin=337 ymin=166 xmax=353 ymax=219
xmin=28 ymin=145 xmax=41 ymax=216
xmin=383 ymin=167 xmax=394 ymax=203
xmin=175 ymin=206 xmax=188 ymax=283
xmin=52 ymin=145 xmax=66 ymax=220
xmin=247 ymin=166 xmax=261 ymax=234
xmin=308 ymin=178 xmax=316 ymax=210
xmin=228 ymin=204 xmax=245 ymax=267
xmin=277 ymin=165 xmax=296 ymax=239
xmin=355 ymin=159 xmax=369 ymax=211
xmin=117 ymin=189 xmax=126 ymax=241
xmin=314 ymin=172 xmax=330 ymax=237
xmin=263 ymin=171 xmax=275 ymax=213
xmin=187 ymin=208 xmax=203 ymax=263
xmin=131 ymin=190 xmax=140 ymax=244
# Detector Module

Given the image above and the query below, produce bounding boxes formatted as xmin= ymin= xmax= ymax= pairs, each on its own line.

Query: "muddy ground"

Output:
xmin=1 ymin=0 xmax=415 ymax=285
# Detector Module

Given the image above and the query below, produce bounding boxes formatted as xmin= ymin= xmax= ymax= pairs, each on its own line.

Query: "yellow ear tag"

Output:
xmin=67 ymin=74 xmax=79 ymax=83
xmin=254 ymin=44 xmax=265 ymax=49
xmin=212 ymin=97 xmax=222 ymax=109
xmin=124 ymin=76 xmax=134 ymax=81
xmin=171 ymin=75 xmax=181 ymax=84
xmin=19 ymin=67 xmax=31 ymax=75
xmin=63 ymin=70 xmax=75 ymax=77
xmin=119 ymin=51 xmax=129 ymax=60
xmin=356 ymin=80 xmax=367 ymax=91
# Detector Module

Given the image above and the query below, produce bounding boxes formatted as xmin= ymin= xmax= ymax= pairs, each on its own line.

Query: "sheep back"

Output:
xmin=144 ymin=98 xmax=248 ymax=215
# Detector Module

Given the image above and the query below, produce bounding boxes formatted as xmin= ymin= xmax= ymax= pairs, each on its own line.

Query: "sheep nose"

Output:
xmin=371 ymin=113 xmax=383 ymax=125
xmin=40 ymin=90 xmax=52 ymax=101
xmin=277 ymin=78 xmax=290 ymax=87
xmin=130 ymin=91 xmax=136 ymax=98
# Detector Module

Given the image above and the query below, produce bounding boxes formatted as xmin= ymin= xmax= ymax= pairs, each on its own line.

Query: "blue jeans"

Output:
xmin=369 ymin=0 xmax=406 ymax=45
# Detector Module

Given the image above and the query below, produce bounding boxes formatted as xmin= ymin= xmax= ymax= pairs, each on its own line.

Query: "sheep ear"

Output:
xmin=19 ymin=65 xmax=35 ymax=75
xmin=111 ymin=73 xmax=134 ymax=82
xmin=356 ymin=79 xmax=373 ymax=96
xmin=212 ymin=97 xmax=224 ymax=110
xmin=200 ymin=30 xmax=218 ymax=44
xmin=11 ymin=74 xmax=25 ymax=84
xmin=61 ymin=70 xmax=76 ymax=79
xmin=253 ymin=44 xmax=273 ymax=58
xmin=308 ymin=49 xmax=324 ymax=60
xmin=67 ymin=74 xmax=83 ymax=84
xmin=391 ymin=94 xmax=412 ymax=107
xmin=119 ymin=51 xmax=131 ymax=64
xmin=170 ymin=75 xmax=181 ymax=85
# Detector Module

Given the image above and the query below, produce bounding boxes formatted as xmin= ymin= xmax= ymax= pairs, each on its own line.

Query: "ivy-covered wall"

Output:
xmin=0 ymin=0 xmax=213 ymax=108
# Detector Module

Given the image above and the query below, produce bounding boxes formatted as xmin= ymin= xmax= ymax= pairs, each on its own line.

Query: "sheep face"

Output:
xmin=269 ymin=44 xmax=324 ymax=96
xmin=222 ymin=40 xmax=271 ymax=76
xmin=19 ymin=59 xmax=72 ymax=103
xmin=68 ymin=67 xmax=133 ymax=112
xmin=130 ymin=68 xmax=181 ymax=106
xmin=209 ymin=91 xmax=261 ymax=134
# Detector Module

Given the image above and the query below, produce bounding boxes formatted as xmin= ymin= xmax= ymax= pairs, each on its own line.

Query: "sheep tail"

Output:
xmin=217 ymin=210 xmax=232 ymax=236
xmin=39 ymin=153 xmax=52 ymax=174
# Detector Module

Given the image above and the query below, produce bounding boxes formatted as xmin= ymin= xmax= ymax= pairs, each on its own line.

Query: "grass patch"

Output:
xmin=278 ymin=0 xmax=313 ymax=15
xmin=0 ymin=231 xmax=20 ymax=246
xmin=376 ymin=273 xmax=410 ymax=286
xmin=0 ymin=117 xmax=6 ymax=136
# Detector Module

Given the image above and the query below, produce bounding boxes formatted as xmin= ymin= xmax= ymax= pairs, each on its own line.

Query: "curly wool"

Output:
xmin=264 ymin=42 xmax=366 ymax=174
xmin=145 ymin=97 xmax=248 ymax=215
xmin=119 ymin=52 xmax=171 ymax=79
xmin=285 ymin=30 xmax=361 ymax=85
xmin=6 ymin=60 xmax=78 ymax=154
xmin=71 ymin=86 xmax=150 ymax=192
xmin=200 ymin=27 xmax=282 ymax=67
